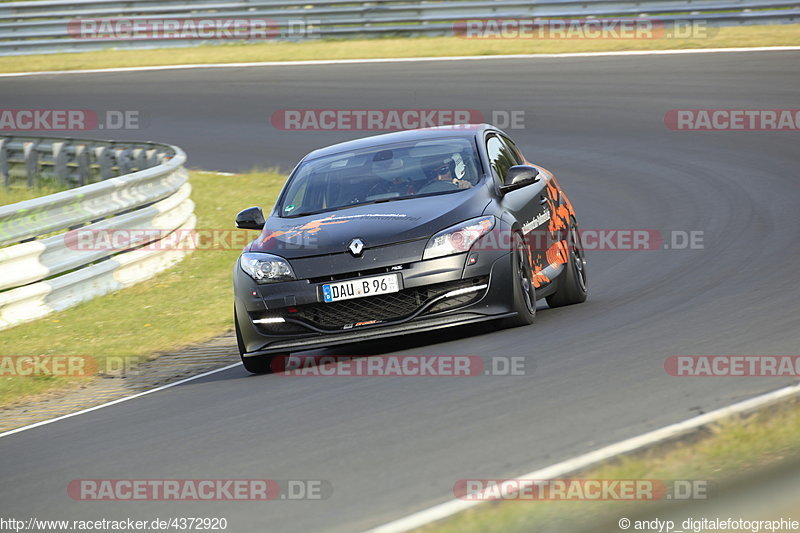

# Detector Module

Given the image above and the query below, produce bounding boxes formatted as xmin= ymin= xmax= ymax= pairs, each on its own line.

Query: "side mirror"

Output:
xmin=501 ymin=165 xmax=540 ymax=192
xmin=236 ymin=207 xmax=265 ymax=230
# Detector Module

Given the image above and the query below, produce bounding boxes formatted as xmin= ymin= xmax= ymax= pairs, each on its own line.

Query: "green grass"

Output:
xmin=0 ymin=182 xmax=69 ymax=206
xmin=0 ymin=169 xmax=286 ymax=407
xmin=418 ymin=398 xmax=800 ymax=533
xmin=0 ymin=24 xmax=798 ymax=74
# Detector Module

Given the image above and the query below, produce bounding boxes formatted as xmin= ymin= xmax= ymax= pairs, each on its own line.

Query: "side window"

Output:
xmin=501 ymin=136 xmax=525 ymax=164
xmin=486 ymin=134 xmax=521 ymax=183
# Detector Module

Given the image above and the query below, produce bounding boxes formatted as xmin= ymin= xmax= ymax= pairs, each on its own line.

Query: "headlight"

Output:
xmin=423 ymin=216 xmax=495 ymax=260
xmin=239 ymin=252 xmax=296 ymax=283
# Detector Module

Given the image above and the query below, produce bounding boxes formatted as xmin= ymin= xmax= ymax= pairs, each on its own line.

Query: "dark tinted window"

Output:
xmin=279 ymin=137 xmax=482 ymax=217
xmin=501 ymin=135 xmax=525 ymax=163
xmin=486 ymin=135 xmax=522 ymax=182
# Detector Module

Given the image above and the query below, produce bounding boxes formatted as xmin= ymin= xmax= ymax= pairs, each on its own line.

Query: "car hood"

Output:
xmin=248 ymin=188 xmax=491 ymax=259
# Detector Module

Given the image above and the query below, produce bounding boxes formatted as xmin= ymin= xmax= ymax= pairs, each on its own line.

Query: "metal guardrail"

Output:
xmin=0 ymin=0 xmax=798 ymax=56
xmin=0 ymin=136 xmax=173 ymax=189
xmin=0 ymin=136 xmax=194 ymax=331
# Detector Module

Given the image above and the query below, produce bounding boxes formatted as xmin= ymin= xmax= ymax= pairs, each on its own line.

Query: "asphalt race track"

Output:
xmin=1 ymin=51 xmax=799 ymax=532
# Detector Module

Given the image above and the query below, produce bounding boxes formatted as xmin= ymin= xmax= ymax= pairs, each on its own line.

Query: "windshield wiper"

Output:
xmin=287 ymin=210 xmax=324 ymax=218
xmin=284 ymin=196 xmax=413 ymax=218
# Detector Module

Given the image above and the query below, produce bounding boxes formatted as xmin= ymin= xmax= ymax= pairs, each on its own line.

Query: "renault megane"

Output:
xmin=233 ymin=124 xmax=587 ymax=373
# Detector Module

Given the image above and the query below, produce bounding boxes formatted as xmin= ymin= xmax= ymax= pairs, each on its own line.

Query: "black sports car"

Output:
xmin=233 ymin=124 xmax=587 ymax=373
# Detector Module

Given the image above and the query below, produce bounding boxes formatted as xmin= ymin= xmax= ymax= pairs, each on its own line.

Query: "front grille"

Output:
xmin=288 ymin=277 xmax=488 ymax=330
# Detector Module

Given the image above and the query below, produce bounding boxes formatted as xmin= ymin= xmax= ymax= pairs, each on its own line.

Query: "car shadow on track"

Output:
xmin=241 ymin=303 xmax=552 ymax=378
xmin=188 ymin=303 xmax=552 ymax=384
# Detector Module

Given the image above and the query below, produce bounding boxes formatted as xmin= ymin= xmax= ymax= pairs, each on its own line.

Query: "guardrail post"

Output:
xmin=52 ymin=141 xmax=69 ymax=185
xmin=75 ymin=143 xmax=89 ymax=186
xmin=145 ymin=148 xmax=160 ymax=167
xmin=23 ymin=140 xmax=38 ymax=188
xmin=131 ymin=148 xmax=146 ymax=172
xmin=0 ymin=138 xmax=8 ymax=189
xmin=117 ymin=148 xmax=135 ymax=175
xmin=94 ymin=146 xmax=114 ymax=180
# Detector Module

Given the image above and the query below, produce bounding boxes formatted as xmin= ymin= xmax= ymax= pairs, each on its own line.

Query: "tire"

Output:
xmin=235 ymin=308 xmax=281 ymax=374
xmin=546 ymin=217 xmax=588 ymax=308
xmin=502 ymin=232 xmax=537 ymax=328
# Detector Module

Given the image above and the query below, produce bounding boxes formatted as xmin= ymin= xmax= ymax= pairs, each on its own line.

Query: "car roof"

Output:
xmin=303 ymin=124 xmax=499 ymax=161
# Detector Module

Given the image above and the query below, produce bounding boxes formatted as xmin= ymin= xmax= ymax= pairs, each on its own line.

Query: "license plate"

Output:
xmin=322 ymin=273 xmax=400 ymax=303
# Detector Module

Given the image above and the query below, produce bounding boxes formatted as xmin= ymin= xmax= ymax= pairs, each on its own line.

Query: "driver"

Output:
xmin=421 ymin=156 xmax=471 ymax=189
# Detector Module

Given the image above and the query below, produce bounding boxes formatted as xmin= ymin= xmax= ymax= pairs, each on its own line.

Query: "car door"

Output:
xmin=486 ymin=133 xmax=553 ymax=288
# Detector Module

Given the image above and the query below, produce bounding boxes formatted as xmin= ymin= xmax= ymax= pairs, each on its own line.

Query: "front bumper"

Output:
xmin=234 ymin=241 xmax=516 ymax=356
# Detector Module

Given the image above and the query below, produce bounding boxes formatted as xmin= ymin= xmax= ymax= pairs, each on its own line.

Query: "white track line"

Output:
xmin=363 ymin=382 xmax=800 ymax=533
xmin=2 ymin=46 xmax=799 ymax=78
xmin=0 ymin=362 xmax=242 ymax=439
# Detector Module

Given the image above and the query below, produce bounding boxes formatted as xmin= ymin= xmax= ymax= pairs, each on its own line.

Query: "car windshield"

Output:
xmin=279 ymin=137 xmax=482 ymax=217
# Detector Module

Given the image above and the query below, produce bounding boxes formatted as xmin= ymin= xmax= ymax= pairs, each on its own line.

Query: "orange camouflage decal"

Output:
xmin=259 ymin=215 xmax=351 ymax=247
xmin=546 ymin=240 xmax=569 ymax=266
xmin=532 ymin=272 xmax=551 ymax=287
xmin=531 ymin=242 xmax=569 ymax=288
xmin=523 ymin=164 xmax=575 ymax=286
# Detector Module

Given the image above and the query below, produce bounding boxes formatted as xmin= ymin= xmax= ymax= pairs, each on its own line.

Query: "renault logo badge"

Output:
xmin=348 ymin=238 xmax=365 ymax=257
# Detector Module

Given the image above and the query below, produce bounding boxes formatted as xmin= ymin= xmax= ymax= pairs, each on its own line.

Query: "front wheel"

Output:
xmin=502 ymin=233 xmax=537 ymax=328
xmin=235 ymin=308 xmax=282 ymax=374
xmin=546 ymin=217 xmax=588 ymax=308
